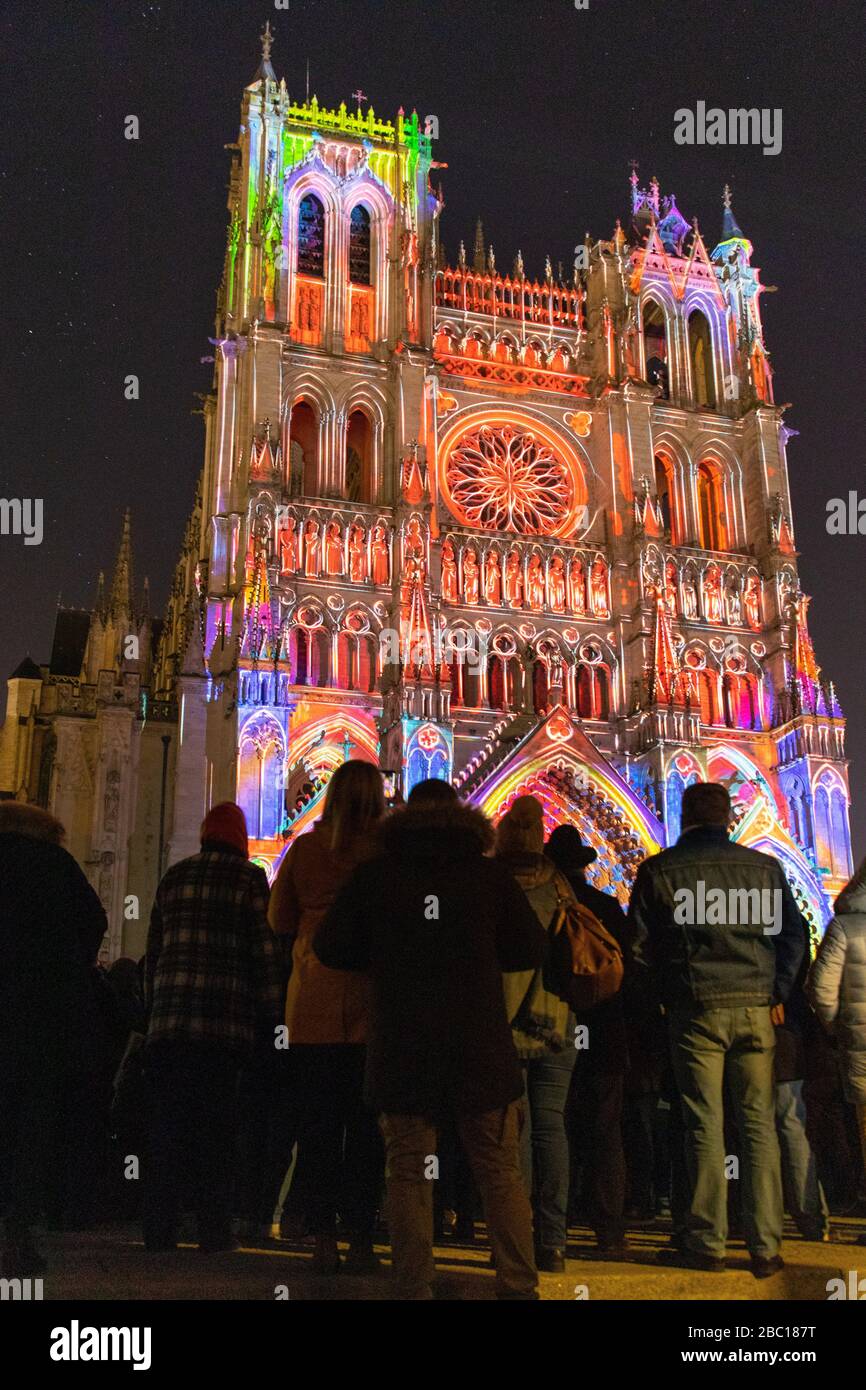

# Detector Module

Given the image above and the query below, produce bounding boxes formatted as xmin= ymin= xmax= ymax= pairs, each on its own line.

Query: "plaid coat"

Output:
xmin=145 ymin=849 xmax=284 ymax=1056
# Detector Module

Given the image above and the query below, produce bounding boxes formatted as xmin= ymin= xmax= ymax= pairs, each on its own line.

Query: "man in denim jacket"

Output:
xmin=628 ymin=782 xmax=806 ymax=1278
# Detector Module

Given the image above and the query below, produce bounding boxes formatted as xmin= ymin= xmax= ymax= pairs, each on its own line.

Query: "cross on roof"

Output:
xmin=352 ymin=89 xmax=367 ymax=106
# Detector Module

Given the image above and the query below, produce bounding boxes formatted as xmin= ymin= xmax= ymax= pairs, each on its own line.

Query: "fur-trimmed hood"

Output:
xmin=377 ymin=800 xmax=494 ymax=858
xmin=0 ymin=800 xmax=64 ymax=843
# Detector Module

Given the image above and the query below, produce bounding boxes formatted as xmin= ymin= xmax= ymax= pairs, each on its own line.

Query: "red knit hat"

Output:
xmin=200 ymin=802 xmax=249 ymax=857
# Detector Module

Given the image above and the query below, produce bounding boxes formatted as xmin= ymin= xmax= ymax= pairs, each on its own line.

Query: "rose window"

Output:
xmin=443 ymin=423 xmax=574 ymax=535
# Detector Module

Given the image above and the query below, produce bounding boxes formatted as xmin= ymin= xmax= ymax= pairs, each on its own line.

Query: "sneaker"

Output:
xmin=656 ymin=1247 xmax=727 ymax=1273
xmin=750 ymin=1254 xmax=784 ymax=1279
xmin=535 ymin=1248 xmax=566 ymax=1274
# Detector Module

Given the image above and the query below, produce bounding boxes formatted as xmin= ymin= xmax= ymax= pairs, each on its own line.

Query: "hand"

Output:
xmin=770 ymin=1003 xmax=785 ymax=1027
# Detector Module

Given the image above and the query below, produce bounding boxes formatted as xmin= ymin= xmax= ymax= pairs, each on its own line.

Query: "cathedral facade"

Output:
xmin=0 ymin=32 xmax=853 ymax=958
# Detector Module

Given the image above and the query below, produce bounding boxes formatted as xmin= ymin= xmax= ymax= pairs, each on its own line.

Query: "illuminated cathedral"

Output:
xmin=0 ymin=27 xmax=852 ymax=957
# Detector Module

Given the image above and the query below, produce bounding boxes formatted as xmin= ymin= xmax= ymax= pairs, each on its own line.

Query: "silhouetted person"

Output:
xmin=546 ymin=824 xmax=631 ymax=1253
xmin=0 ymin=802 xmax=106 ymax=1276
xmin=269 ymin=760 xmax=386 ymax=1273
xmin=808 ymin=856 xmax=866 ymax=1243
xmin=496 ymin=797 xmax=577 ymax=1272
xmin=143 ymin=802 xmax=283 ymax=1252
xmin=315 ymin=779 xmax=545 ymax=1299
xmin=629 ymin=782 xmax=805 ymax=1278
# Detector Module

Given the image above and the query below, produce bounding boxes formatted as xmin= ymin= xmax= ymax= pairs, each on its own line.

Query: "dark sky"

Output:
xmin=2 ymin=0 xmax=864 ymax=854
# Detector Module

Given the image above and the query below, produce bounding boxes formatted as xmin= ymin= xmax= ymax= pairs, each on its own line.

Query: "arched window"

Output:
xmin=830 ymin=789 xmax=852 ymax=879
xmin=238 ymin=716 xmax=285 ymax=841
xmin=643 ymin=300 xmax=669 ymax=397
xmin=654 ymin=454 xmax=674 ymax=539
xmin=666 ymin=769 xmax=685 ymax=845
xmin=289 ymin=628 xmax=309 ymax=685
xmin=297 ymin=194 xmax=325 ymax=277
xmin=688 ymin=310 xmax=716 ymax=409
xmin=289 ymin=401 xmax=319 ymax=496
xmin=814 ymin=784 xmax=831 ymax=867
xmin=345 ymin=411 xmax=375 ymax=503
xmin=697 ymin=463 xmax=725 ymax=551
xmin=349 ymin=206 xmax=372 ymax=286
xmin=488 ymin=655 xmax=506 ymax=709
xmin=576 ymin=664 xmax=594 ymax=719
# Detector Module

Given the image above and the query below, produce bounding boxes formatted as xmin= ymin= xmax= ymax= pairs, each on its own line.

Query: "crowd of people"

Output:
xmin=2 ymin=771 xmax=865 ymax=1299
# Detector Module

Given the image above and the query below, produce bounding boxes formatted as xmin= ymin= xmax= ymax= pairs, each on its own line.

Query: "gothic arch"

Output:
xmin=686 ymin=303 xmax=719 ymax=409
xmin=237 ymin=712 xmax=286 ymax=841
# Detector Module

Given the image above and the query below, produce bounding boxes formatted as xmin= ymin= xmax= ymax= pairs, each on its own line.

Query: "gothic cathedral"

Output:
xmin=0 ymin=30 xmax=852 ymax=958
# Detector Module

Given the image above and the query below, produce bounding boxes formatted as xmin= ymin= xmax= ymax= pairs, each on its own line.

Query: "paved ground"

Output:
xmin=32 ymin=1215 xmax=866 ymax=1301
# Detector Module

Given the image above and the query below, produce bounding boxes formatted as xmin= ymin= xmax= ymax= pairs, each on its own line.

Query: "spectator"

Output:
xmin=0 ymin=801 xmax=106 ymax=1276
xmin=628 ymin=782 xmax=806 ymax=1278
xmin=773 ymin=923 xmax=829 ymax=1241
xmin=315 ymin=779 xmax=546 ymax=1300
xmin=807 ymin=857 xmax=866 ymax=1243
xmin=269 ymin=759 xmax=387 ymax=1274
xmin=143 ymin=802 xmax=283 ymax=1253
xmin=546 ymin=824 xmax=631 ymax=1254
xmin=496 ymin=797 xmax=577 ymax=1272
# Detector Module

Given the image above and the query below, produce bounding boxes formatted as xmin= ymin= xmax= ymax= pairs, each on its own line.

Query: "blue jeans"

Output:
xmin=668 ymin=1004 xmax=783 ymax=1260
xmin=519 ymin=1050 xmax=577 ymax=1251
xmin=775 ymin=1080 xmax=829 ymax=1238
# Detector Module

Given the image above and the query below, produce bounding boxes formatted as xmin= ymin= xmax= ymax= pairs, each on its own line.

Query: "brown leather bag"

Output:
xmin=548 ymin=874 xmax=624 ymax=1010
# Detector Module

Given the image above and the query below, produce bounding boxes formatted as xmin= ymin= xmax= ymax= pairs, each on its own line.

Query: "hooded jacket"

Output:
xmin=314 ymin=800 xmax=546 ymax=1115
xmin=807 ymin=863 xmax=866 ymax=1104
xmin=496 ymin=852 xmax=571 ymax=1058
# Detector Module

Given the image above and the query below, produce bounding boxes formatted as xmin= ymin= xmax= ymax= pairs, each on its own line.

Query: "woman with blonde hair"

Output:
xmin=269 ymin=759 xmax=386 ymax=1273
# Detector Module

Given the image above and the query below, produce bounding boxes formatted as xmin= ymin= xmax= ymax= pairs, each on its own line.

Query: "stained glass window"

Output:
xmin=349 ymin=205 xmax=371 ymax=285
xmin=297 ymin=194 xmax=325 ymax=277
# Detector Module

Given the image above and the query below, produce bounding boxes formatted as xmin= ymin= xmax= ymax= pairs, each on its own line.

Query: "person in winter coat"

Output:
xmin=268 ymin=759 xmax=387 ymax=1274
xmin=314 ymin=779 xmax=546 ymax=1300
xmin=0 ymin=801 xmax=107 ymax=1277
xmin=546 ymin=822 xmax=632 ymax=1254
xmin=628 ymin=781 xmax=806 ymax=1279
xmin=807 ymin=857 xmax=866 ymax=1242
xmin=143 ymin=802 xmax=283 ymax=1253
xmin=496 ymin=797 xmax=576 ymax=1272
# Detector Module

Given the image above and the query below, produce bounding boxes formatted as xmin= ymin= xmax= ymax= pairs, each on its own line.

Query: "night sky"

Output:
xmin=3 ymin=0 xmax=864 ymax=854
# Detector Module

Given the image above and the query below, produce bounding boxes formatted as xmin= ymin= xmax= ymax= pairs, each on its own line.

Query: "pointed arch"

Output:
xmin=688 ymin=308 xmax=717 ymax=409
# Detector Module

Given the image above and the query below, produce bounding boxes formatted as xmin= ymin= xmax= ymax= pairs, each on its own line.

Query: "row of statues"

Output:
xmin=659 ymin=560 xmax=762 ymax=629
xmin=277 ymin=515 xmax=391 ymax=585
xmin=441 ymin=541 xmax=610 ymax=617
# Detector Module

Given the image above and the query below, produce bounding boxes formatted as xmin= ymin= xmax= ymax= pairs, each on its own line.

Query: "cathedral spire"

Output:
xmin=250 ymin=20 xmax=277 ymax=85
xmin=109 ymin=509 xmax=134 ymax=619
xmin=713 ymin=183 xmax=753 ymax=260
xmin=473 ymin=218 xmax=485 ymax=272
